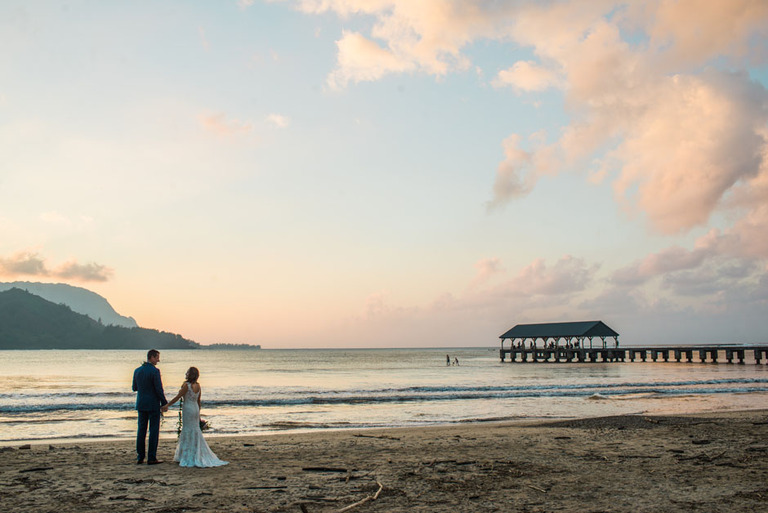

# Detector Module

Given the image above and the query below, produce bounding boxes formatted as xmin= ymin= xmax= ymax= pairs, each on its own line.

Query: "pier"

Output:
xmin=498 ymin=321 xmax=768 ymax=364
xmin=500 ymin=345 xmax=768 ymax=364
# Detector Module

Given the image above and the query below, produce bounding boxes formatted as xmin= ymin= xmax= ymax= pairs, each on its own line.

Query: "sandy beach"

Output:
xmin=2 ymin=410 xmax=766 ymax=512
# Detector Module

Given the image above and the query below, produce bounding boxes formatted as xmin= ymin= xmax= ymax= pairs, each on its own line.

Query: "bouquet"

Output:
xmin=177 ymin=398 xmax=213 ymax=436
xmin=177 ymin=398 xmax=183 ymax=437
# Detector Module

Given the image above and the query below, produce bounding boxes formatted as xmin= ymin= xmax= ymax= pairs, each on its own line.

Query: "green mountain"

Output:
xmin=0 ymin=281 xmax=138 ymax=328
xmin=0 ymin=288 xmax=200 ymax=350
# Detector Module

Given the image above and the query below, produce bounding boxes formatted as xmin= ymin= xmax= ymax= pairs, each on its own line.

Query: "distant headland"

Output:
xmin=0 ymin=285 xmax=260 ymax=350
xmin=201 ymin=343 xmax=262 ymax=350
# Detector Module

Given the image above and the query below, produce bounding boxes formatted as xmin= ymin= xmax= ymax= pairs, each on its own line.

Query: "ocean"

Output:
xmin=1 ymin=348 xmax=767 ymax=445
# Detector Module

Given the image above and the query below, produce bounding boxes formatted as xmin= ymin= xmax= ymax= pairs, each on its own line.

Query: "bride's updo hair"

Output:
xmin=185 ymin=367 xmax=200 ymax=384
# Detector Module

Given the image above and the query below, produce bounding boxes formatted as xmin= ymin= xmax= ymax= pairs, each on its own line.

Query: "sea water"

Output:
xmin=1 ymin=348 xmax=767 ymax=444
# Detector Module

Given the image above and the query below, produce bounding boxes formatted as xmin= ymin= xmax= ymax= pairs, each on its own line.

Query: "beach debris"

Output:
xmin=302 ymin=467 xmax=349 ymax=473
xmin=676 ymin=450 xmax=728 ymax=463
xmin=422 ymin=459 xmax=457 ymax=467
xmin=353 ymin=434 xmax=400 ymax=441
xmin=337 ymin=481 xmax=384 ymax=512
xmin=18 ymin=444 xmax=31 ymax=450
xmin=115 ymin=477 xmax=176 ymax=487
xmin=19 ymin=467 xmax=54 ymax=473
xmin=526 ymin=484 xmax=547 ymax=493
xmin=108 ymin=495 xmax=151 ymax=501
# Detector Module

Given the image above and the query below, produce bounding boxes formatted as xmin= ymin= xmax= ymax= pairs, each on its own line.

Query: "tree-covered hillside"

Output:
xmin=0 ymin=288 xmax=199 ymax=350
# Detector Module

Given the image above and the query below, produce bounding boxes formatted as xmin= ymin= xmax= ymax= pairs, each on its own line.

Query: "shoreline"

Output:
xmin=3 ymin=409 xmax=767 ymax=512
xmin=3 ymin=403 xmax=762 ymax=448
xmin=3 ymin=403 xmax=766 ymax=448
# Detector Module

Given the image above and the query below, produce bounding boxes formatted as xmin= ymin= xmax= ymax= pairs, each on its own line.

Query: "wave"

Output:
xmin=2 ymin=381 xmax=767 ymax=414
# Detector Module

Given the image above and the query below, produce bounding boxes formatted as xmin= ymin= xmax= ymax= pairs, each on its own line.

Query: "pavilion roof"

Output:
xmin=499 ymin=321 xmax=619 ymax=340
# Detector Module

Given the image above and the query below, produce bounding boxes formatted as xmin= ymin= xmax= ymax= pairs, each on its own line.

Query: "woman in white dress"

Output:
xmin=166 ymin=367 xmax=228 ymax=468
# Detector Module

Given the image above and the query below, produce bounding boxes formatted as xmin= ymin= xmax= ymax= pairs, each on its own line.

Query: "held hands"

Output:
xmin=161 ymin=405 xmax=169 ymax=413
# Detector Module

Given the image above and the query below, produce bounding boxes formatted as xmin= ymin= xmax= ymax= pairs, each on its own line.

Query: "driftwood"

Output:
xmin=353 ymin=434 xmax=400 ymax=441
xmin=422 ymin=459 xmax=457 ymax=467
xmin=526 ymin=484 xmax=547 ymax=493
xmin=676 ymin=450 xmax=727 ymax=463
xmin=302 ymin=467 xmax=349 ymax=473
xmin=337 ymin=481 xmax=384 ymax=512
xmin=19 ymin=467 xmax=54 ymax=473
xmin=108 ymin=495 xmax=151 ymax=501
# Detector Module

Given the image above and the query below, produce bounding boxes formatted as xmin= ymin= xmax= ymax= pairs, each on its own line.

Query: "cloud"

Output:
xmin=299 ymin=1 xmax=768 ymax=240
xmin=199 ymin=112 xmax=253 ymax=137
xmin=54 ymin=261 xmax=113 ymax=282
xmin=39 ymin=211 xmax=95 ymax=231
xmin=611 ymin=246 xmax=711 ymax=286
xmin=198 ymin=26 xmax=210 ymax=51
xmin=494 ymin=2 xmax=768 ymax=235
xmin=694 ymin=137 xmax=768 ymax=259
xmin=474 ymin=257 xmax=503 ymax=280
xmin=609 ymin=70 xmax=767 ymax=234
xmin=0 ymin=251 xmax=113 ymax=282
xmin=493 ymin=60 xmax=562 ymax=92
xmin=637 ymin=0 xmax=768 ymax=68
xmin=488 ymin=132 xmax=561 ymax=210
xmin=299 ymin=1 xmax=510 ymax=88
xmin=504 ymin=255 xmax=598 ymax=296
xmin=327 ymin=31 xmax=416 ymax=89
xmin=0 ymin=251 xmax=47 ymax=276
xmin=266 ymin=113 xmax=291 ymax=128
xmin=488 ymin=135 xmax=534 ymax=208
xmin=466 ymin=257 xmax=505 ymax=290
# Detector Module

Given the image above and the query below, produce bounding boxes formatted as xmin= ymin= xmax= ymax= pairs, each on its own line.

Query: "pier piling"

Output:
xmin=499 ymin=345 xmax=768 ymax=365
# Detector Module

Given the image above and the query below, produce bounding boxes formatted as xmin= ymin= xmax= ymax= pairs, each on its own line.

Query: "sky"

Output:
xmin=1 ymin=0 xmax=768 ymax=348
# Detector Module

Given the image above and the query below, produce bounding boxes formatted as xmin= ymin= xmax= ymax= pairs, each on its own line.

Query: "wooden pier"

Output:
xmin=500 ymin=345 xmax=768 ymax=364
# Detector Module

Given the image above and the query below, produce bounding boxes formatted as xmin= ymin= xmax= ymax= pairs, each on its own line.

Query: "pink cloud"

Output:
xmin=638 ymin=0 xmax=768 ymax=69
xmin=304 ymin=1 xmax=768 ymax=238
xmin=611 ymin=246 xmax=711 ymax=286
xmin=54 ymin=261 xmax=113 ymax=282
xmin=503 ymin=255 xmax=598 ymax=296
xmin=493 ymin=60 xmax=562 ymax=92
xmin=199 ymin=112 xmax=253 ymax=136
xmin=0 ymin=251 xmax=113 ymax=282
xmin=327 ymin=31 xmax=415 ymax=89
xmin=308 ymin=1 xmax=510 ymax=88
xmin=0 ymin=251 xmax=47 ymax=276
xmin=297 ymin=3 xmax=768 ymax=237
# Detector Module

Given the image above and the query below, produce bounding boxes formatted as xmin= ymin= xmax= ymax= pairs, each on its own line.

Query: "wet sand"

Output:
xmin=2 ymin=410 xmax=767 ymax=512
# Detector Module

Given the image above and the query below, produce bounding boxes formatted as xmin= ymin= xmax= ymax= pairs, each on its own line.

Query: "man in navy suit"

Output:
xmin=132 ymin=349 xmax=169 ymax=464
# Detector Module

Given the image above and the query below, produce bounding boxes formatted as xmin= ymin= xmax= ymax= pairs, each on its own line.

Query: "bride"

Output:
xmin=166 ymin=367 xmax=228 ymax=468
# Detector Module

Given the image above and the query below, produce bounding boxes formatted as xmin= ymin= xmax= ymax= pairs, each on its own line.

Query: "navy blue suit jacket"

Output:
xmin=132 ymin=362 xmax=168 ymax=412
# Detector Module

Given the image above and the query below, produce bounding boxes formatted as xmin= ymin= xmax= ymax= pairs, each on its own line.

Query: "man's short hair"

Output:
xmin=147 ymin=349 xmax=160 ymax=360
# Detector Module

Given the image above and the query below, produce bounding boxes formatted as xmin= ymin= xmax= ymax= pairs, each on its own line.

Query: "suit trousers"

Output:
xmin=136 ymin=410 xmax=161 ymax=461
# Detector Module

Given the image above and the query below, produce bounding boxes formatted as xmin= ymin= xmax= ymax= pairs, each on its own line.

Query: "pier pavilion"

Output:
xmin=500 ymin=320 xmax=620 ymax=351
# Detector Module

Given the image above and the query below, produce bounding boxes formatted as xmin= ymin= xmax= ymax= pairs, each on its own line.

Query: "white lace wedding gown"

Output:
xmin=174 ymin=385 xmax=228 ymax=468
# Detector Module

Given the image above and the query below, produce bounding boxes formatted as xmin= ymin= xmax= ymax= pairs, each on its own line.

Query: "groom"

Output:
xmin=132 ymin=349 xmax=169 ymax=465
